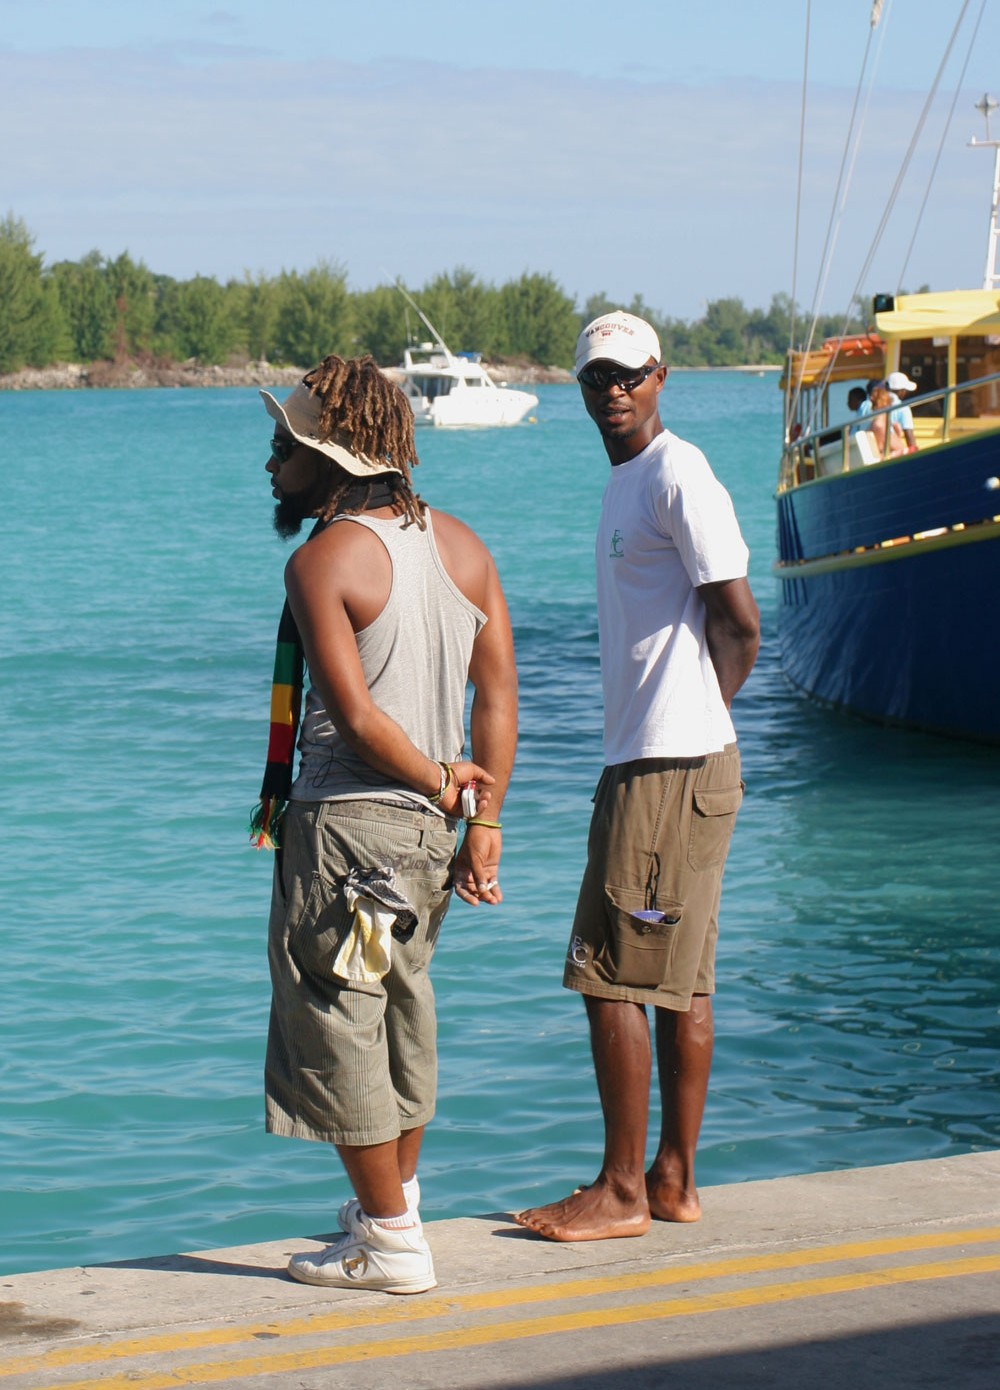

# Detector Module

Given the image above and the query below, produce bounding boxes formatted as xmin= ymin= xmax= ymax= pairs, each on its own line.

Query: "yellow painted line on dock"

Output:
xmin=18 ymin=1253 xmax=1000 ymax=1390
xmin=3 ymin=1227 xmax=999 ymax=1388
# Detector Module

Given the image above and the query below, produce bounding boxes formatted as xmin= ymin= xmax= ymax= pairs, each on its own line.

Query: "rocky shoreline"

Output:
xmin=0 ymin=360 xmax=305 ymax=391
xmin=0 ymin=356 xmax=574 ymax=392
xmin=0 ymin=358 xmax=778 ymax=392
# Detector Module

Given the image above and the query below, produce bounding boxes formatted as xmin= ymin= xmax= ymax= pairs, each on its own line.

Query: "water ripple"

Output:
xmin=1 ymin=380 xmax=998 ymax=1274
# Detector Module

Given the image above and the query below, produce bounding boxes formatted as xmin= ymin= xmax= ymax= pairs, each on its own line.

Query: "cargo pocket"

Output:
xmin=687 ymin=784 xmax=743 ymax=872
xmin=391 ymin=869 xmax=451 ymax=972
xmin=596 ymin=888 xmax=683 ymax=989
xmin=288 ymin=871 xmax=372 ymax=990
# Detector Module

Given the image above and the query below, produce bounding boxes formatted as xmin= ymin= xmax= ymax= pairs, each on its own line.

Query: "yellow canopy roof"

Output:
xmin=874 ymin=289 xmax=1000 ymax=337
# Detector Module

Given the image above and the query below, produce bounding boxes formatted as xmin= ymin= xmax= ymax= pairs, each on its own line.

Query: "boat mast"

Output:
xmin=393 ymin=281 xmax=454 ymax=361
xmin=969 ymin=93 xmax=1000 ymax=291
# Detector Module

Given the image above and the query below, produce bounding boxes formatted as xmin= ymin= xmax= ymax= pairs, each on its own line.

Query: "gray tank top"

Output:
xmin=290 ymin=511 xmax=486 ymax=809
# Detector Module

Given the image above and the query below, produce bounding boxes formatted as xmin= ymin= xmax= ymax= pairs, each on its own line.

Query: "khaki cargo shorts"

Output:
xmin=265 ymin=799 xmax=457 ymax=1147
xmin=563 ymin=745 xmax=743 ymax=1011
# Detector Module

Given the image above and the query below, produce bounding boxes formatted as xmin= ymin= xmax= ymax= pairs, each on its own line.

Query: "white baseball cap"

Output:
xmin=575 ymin=311 xmax=661 ymax=376
xmin=885 ymin=371 xmax=917 ymax=392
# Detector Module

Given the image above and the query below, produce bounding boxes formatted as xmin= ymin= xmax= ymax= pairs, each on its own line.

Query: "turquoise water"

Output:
xmin=2 ymin=376 xmax=998 ymax=1277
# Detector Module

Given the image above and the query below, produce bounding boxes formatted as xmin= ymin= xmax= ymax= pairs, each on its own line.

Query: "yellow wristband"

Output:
xmin=466 ymin=818 xmax=502 ymax=829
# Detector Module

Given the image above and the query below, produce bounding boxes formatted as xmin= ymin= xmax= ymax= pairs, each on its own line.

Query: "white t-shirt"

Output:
xmin=596 ymin=429 xmax=750 ymax=762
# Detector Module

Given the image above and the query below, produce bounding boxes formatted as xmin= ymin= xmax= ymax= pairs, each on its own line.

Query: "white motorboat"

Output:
xmin=393 ymin=288 xmax=538 ymax=428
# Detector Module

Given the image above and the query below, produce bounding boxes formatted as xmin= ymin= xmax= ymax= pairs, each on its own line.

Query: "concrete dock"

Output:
xmin=2 ymin=1151 xmax=998 ymax=1389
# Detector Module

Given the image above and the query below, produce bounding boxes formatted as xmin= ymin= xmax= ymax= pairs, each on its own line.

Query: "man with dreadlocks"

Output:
xmin=254 ymin=354 xmax=517 ymax=1294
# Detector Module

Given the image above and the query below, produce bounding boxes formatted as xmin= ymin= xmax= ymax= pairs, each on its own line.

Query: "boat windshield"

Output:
xmin=956 ymin=337 xmax=1000 ymax=416
xmin=412 ymin=375 xmax=454 ymax=399
xmin=898 ymin=335 xmax=1000 ymax=418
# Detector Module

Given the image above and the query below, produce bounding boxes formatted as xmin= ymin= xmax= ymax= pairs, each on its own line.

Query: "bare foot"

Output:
xmin=646 ymin=1173 xmax=702 ymax=1223
xmin=514 ymin=1181 xmax=651 ymax=1242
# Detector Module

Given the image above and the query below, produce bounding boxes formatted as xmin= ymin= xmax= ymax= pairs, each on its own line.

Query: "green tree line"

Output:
xmin=1 ymin=213 xmax=860 ymax=376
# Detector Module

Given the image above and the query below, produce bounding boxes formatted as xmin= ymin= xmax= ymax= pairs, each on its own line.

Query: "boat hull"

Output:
xmin=407 ymin=387 xmax=538 ymax=428
xmin=775 ymin=430 xmax=1000 ymax=742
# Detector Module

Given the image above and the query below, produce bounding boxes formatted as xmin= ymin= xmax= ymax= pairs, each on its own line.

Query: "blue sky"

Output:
xmin=2 ymin=1 xmax=997 ymax=324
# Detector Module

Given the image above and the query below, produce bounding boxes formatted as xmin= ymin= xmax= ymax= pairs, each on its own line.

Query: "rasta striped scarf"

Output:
xmin=248 ymin=594 xmax=307 ymax=849
xmin=249 ymin=480 xmax=399 ymax=850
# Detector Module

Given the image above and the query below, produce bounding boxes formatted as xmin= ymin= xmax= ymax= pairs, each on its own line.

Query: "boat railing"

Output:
xmin=779 ymin=370 xmax=1000 ymax=489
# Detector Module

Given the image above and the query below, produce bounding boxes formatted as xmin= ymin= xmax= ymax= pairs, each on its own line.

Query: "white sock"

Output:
xmin=402 ymin=1174 xmax=421 ymax=1211
xmin=368 ymin=1210 xmax=418 ymax=1231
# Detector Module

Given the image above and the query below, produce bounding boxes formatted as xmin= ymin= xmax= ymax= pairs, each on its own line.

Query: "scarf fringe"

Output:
xmin=249 ymin=797 xmax=286 ymax=851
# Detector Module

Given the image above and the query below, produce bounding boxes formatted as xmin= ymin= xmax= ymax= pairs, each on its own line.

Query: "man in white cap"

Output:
xmin=884 ymin=370 xmax=918 ymax=451
xmin=255 ymin=353 xmax=517 ymax=1291
xmin=516 ymin=311 xmax=759 ymax=1242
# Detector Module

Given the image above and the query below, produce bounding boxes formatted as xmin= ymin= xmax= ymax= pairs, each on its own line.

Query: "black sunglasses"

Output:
xmin=269 ymin=435 xmax=297 ymax=462
xmin=578 ymin=361 xmax=659 ymax=394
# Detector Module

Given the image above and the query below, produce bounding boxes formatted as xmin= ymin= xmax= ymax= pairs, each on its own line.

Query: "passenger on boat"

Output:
xmin=847 ymin=386 xmax=868 ymax=433
xmin=866 ymin=386 xmax=907 ymax=457
xmin=884 ymin=370 xmax=918 ymax=450
xmin=853 ymin=377 xmax=881 ymax=425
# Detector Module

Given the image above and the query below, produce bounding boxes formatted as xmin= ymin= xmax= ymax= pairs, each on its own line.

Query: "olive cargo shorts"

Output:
xmin=563 ymin=746 xmax=743 ymax=1011
xmin=265 ymin=799 xmax=456 ymax=1147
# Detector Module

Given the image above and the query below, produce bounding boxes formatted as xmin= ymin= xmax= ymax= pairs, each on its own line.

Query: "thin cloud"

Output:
xmin=1 ymin=42 xmax=991 ymax=319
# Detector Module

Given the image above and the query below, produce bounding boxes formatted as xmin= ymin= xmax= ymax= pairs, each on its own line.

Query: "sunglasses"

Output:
xmin=578 ymin=361 xmax=659 ymax=394
xmin=269 ymin=435 xmax=297 ymax=462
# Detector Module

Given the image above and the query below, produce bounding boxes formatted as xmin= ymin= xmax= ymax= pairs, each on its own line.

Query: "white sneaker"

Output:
xmin=338 ymin=1176 xmax=421 ymax=1233
xmin=287 ymin=1209 xmax=436 ymax=1295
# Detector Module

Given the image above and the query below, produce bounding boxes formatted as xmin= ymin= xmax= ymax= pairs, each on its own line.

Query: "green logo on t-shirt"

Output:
xmin=610 ymin=529 xmax=624 ymax=558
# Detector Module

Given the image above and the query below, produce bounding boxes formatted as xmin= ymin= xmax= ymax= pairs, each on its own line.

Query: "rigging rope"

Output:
xmin=787 ymin=0 xmax=977 ymax=442
xmin=806 ymin=17 xmax=883 ymax=338
xmin=843 ymin=0 xmax=972 ymax=323
xmin=785 ymin=0 xmax=811 ymax=437
xmin=788 ymin=0 xmax=891 ymax=438
xmin=897 ymin=0 xmax=987 ymax=291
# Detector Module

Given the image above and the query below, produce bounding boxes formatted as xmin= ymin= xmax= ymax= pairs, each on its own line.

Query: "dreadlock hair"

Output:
xmin=302 ymin=354 xmax=426 ymax=529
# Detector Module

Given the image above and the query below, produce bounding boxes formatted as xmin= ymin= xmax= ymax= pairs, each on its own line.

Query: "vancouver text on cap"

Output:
xmin=574 ymin=311 xmax=661 ymax=374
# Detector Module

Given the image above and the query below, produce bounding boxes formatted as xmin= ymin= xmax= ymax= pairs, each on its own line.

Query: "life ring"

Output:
xmin=821 ymin=334 xmax=883 ymax=358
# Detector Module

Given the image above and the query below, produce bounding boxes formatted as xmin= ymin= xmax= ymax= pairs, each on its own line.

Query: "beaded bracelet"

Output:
xmin=428 ymin=761 xmax=454 ymax=804
xmin=466 ymin=818 xmax=502 ymax=829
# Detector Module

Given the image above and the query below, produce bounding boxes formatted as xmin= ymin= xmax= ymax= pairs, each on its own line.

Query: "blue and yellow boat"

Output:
xmin=775 ymin=108 xmax=1000 ymax=744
